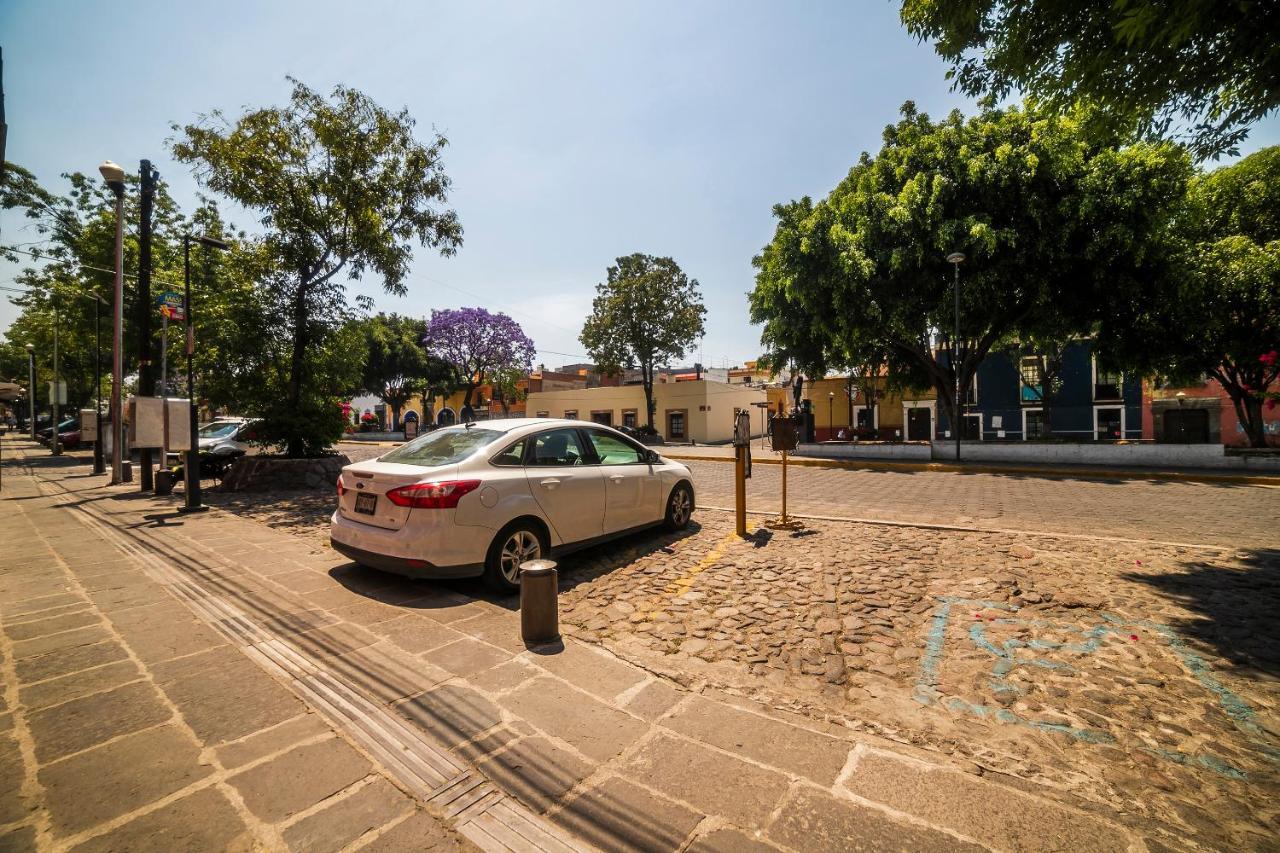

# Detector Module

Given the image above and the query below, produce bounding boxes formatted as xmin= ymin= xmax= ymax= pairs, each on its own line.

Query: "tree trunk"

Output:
xmin=390 ymin=402 xmax=402 ymax=431
xmin=461 ymin=383 xmax=475 ymax=408
xmin=286 ymin=272 xmax=309 ymax=458
xmin=642 ymin=379 xmax=655 ymax=430
xmin=1240 ymin=394 xmax=1267 ymax=448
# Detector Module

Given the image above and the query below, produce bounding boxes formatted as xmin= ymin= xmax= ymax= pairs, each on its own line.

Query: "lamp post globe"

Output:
xmin=98 ymin=160 xmax=125 ymax=187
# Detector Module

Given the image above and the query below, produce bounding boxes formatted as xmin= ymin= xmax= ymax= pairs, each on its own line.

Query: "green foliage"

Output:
xmin=580 ymin=253 xmax=706 ymax=429
xmin=489 ymin=365 xmax=526 ymax=416
xmin=170 ymin=78 xmax=463 ymax=456
xmin=252 ymin=394 xmax=349 ymax=458
xmin=900 ymin=0 xmax=1279 ymax=159
xmin=358 ymin=313 xmax=444 ymax=427
xmin=750 ymin=102 xmax=1191 ymax=429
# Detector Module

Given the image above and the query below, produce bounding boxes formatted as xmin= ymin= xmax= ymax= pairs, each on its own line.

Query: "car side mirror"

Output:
xmin=645 ymin=450 xmax=661 ymax=464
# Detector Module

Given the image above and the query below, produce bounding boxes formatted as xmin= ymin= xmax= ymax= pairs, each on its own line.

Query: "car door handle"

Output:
xmin=539 ymin=478 xmax=561 ymax=489
xmin=609 ymin=474 xmax=625 ymax=482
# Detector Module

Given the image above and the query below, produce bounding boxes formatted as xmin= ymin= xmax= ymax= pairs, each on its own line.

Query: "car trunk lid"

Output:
xmin=337 ymin=461 xmax=457 ymax=531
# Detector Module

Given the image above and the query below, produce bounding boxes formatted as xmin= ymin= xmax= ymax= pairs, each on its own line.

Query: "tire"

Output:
xmin=483 ymin=520 xmax=549 ymax=593
xmin=663 ymin=482 xmax=694 ymax=530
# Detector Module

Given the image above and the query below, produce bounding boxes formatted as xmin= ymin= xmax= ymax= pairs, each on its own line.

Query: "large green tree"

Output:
xmin=901 ymin=0 xmax=1280 ymax=159
xmin=357 ymin=312 xmax=448 ymax=430
xmin=750 ymin=102 xmax=1191 ymax=435
xmin=170 ymin=78 xmax=463 ymax=456
xmin=1103 ymin=147 xmax=1280 ymax=447
xmin=580 ymin=253 xmax=706 ymax=431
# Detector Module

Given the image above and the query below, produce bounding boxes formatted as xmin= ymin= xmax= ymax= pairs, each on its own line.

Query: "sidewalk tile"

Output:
xmin=766 ymin=785 xmax=983 ymax=853
xmin=622 ymin=733 xmax=788 ymax=827
xmin=39 ymin=724 xmax=209 ymax=834
xmin=228 ymin=737 xmax=371 ymax=823
xmin=282 ymin=777 xmax=414 ymax=853
xmin=0 ymin=732 xmax=29 ymax=825
xmin=687 ymin=828 xmax=775 ymax=852
xmin=394 ymin=684 xmax=503 ymax=749
xmin=622 ymin=681 xmax=683 ymax=721
xmin=370 ymin=615 xmax=462 ymax=654
xmin=14 ymin=639 xmax=128 ymax=683
xmin=842 ymin=750 xmax=1130 ymax=852
xmin=27 ymin=680 xmax=171 ymax=763
xmin=329 ymin=642 xmax=453 ymax=704
xmin=529 ymin=643 xmax=646 ymax=702
xmin=159 ymin=656 xmax=306 ymax=745
xmin=67 ymin=785 xmax=252 ymax=853
xmin=467 ymin=659 xmax=541 ymax=694
xmin=662 ymin=695 xmax=851 ymax=785
xmin=11 ymin=623 xmax=110 ymax=660
xmin=475 ymin=736 xmax=595 ymax=812
xmin=3 ymin=609 xmax=99 ymax=642
xmin=358 ymin=809 xmax=473 ymax=852
xmin=18 ymin=659 xmax=141 ymax=711
xmin=289 ymin=622 xmax=378 ymax=661
xmin=553 ymin=776 xmax=703 ymax=853
xmin=215 ymin=713 xmax=333 ymax=770
xmin=500 ymin=677 xmax=646 ymax=762
xmin=424 ymin=637 xmax=512 ymax=677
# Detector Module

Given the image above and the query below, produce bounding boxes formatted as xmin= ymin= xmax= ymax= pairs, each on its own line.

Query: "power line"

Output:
xmin=1 ymin=244 xmax=185 ymax=290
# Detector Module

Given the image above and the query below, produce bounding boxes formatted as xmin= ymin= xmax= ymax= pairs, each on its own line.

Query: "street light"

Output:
xmin=99 ymin=160 xmax=126 ymax=484
xmin=24 ymin=343 xmax=34 ymax=439
xmin=179 ymin=233 xmax=229 ymax=513
xmin=945 ymin=252 xmax=965 ymax=462
xmin=827 ymin=390 xmax=834 ymax=441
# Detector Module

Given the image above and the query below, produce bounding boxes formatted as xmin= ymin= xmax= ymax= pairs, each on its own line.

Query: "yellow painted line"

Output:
xmin=663 ymin=521 xmax=755 ymax=598
xmin=663 ymin=452 xmax=1280 ymax=487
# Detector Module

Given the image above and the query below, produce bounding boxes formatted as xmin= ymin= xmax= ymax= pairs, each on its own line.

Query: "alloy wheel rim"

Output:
xmin=500 ymin=530 xmax=541 ymax=583
xmin=671 ymin=489 xmax=691 ymax=525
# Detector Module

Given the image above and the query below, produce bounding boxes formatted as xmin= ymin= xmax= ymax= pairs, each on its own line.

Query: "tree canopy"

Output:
xmin=358 ymin=312 xmax=454 ymax=429
xmin=900 ymin=0 xmax=1280 ymax=160
xmin=750 ymin=102 xmax=1191 ymax=431
xmin=580 ymin=253 xmax=706 ymax=430
xmin=170 ymin=78 xmax=462 ymax=455
xmin=421 ymin=307 xmax=536 ymax=410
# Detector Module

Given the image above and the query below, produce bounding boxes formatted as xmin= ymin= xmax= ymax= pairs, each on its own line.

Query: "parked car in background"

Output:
xmin=197 ymin=417 xmax=261 ymax=456
xmin=37 ymin=417 xmax=77 ymax=441
xmin=330 ymin=418 xmax=696 ymax=592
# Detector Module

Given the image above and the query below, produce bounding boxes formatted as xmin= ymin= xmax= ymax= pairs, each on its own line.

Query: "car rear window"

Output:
xmin=379 ymin=427 xmax=504 ymax=467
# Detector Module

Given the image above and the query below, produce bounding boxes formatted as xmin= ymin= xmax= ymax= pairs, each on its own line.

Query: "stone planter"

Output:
xmin=221 ymin=454 xmax=351 ymax=492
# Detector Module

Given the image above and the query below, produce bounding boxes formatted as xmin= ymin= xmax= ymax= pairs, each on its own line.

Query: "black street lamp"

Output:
xmin=90 ymin=291 xmax=106 ymax=474
xmin=946 ymin=252 xmax=965 ymax=462
xmin=25 ymin=342 xmax=34 ymax=439
xmin=827 ymin=390 xmax=834 ymax=440
xmin=99 ymin=160 xmax=126 ymax=484
xmin=179 ymin=233 xmax=229 ymax=513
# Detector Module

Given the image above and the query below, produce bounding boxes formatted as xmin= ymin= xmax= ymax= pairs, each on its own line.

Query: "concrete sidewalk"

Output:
xmin=2 ymin=442 xmax=1148 ymax=852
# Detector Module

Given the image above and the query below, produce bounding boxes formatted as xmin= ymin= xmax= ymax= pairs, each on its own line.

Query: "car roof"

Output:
xmin=444 ymin=417 xmax=622 ymax=435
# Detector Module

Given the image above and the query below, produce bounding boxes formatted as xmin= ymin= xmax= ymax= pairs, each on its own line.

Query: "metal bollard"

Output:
xmin=519 ymin=559 xmax=560 ymax=646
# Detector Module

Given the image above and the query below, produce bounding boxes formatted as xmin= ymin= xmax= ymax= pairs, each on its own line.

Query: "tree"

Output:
xmin=580 ymin=254 xmax=706 ymax=431
xmin=170 ymin=78 xmax=463 ymax=456
xmin=358 ymin=313 xmax=432 ymax=430
xmin=489 ymin=365 xmax=527 ymax=417
xmin=421 ymin=308 xmax=536 ymax=412
xmin=900 ymin=0 xmax=1280 ymax=159
xmin=749 ymin=102 xmax=1191 ymax=436
xmin=1104 ymin=147 xmax=1280 ymax=447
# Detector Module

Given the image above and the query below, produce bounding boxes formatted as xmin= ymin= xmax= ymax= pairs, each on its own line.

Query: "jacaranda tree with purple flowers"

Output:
xmin=422 ymin=308 xmax=536 ymax=412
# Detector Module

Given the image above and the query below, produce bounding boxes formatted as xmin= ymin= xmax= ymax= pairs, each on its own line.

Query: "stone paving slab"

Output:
xmin=2 ymin=442 xmax=1184 ymax=852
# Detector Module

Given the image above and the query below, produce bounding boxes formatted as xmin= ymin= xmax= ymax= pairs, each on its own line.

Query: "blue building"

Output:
xmin=934 ymin=340 xmax=1143 ymax=441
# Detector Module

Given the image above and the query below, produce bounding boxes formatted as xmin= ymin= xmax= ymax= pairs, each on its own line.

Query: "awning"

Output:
xmin=0 ymin=382 xmax=25 ymax=402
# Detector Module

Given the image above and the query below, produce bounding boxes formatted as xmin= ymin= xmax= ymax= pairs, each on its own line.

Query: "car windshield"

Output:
xmin=379 ymin=427 xmax=504 ymax=467
xmin=199 ymin=422 xmax=242 ymax=438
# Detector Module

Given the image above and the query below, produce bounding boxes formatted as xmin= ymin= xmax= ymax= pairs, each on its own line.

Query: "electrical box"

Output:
xmin=79 ymin=409 xmax=98 ymax=441
xmin=166 ymin=398 xmax=192 ymax=452
xmin=127 ymin=396 xmax=164 ymax=449
xmin=771 ymin=417 xmax=799 ymax=452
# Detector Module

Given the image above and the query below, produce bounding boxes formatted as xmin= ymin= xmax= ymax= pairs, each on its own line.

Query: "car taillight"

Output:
xmin=336 ymin=476 xmax=346 ymax=497
xmin=385 ymin=479 xmax=481 ymax=509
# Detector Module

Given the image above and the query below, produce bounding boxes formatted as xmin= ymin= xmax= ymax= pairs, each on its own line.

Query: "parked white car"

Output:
xmin=197 ymin=417 xmax=260 ymax=456
xmin=330 ymin=418 xmax=695 ymax=591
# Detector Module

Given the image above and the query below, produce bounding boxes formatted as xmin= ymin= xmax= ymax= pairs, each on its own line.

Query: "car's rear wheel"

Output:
xmin=663 ymin=482 xmax=694 ymax=530
xmin=484 ymin=521 xmax=549 ymax=593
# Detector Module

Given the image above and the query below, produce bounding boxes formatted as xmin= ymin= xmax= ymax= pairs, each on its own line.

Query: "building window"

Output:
xmin=622 ymin=409 xmax=638 ymax=429
xmin=1019 ymin=357 xmax=1043 ymax=403
xmin=1095 ymin=406 xmax=1123 ymax=440
xmin=563 ymin=410 xmax=578 ymax=420
xmin=590 ymin=410 xmax=612 ymax=426
xmin=964 ymin=374 xmax=978 ymax=405
xmin=1094 ymin=359 xmax=1122 ymax=401
xmin=535 ymin=411 xmax=549 ymax=418
xmin=1023 ymin=409 xmax=1046 ymax=440
xmin=667 ymin=411 xmax=686 ymax=440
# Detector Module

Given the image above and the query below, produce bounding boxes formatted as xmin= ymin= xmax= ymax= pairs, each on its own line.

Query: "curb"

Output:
xmin=662 ymin=452 xmax=1280 ymax=488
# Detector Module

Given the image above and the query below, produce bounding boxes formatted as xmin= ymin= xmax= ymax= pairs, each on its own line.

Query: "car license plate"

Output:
xmin=355 ymin=492 xmax=377 ymax=515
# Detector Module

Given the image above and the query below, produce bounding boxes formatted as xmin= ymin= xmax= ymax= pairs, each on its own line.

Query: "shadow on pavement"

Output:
xmin=1122 ymin=547 xmax=1280 ymax=677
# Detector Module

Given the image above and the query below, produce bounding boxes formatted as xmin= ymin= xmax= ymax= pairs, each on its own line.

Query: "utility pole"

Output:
xmin=946 ymin=252 xmax=966 ymax=462
xmin=51 ymin=303 xmax=60 ymax=456
xmin=137 ymin=160 xmax=158 ymax=490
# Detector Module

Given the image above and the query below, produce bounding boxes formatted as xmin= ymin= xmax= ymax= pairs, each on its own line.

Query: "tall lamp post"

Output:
xmin=25 ymin=343 xmax=34 ymax=439
xmin=827 ymin=390 xmax=834 ymax=440
xmin=90 ymin=291 xmax=106 ymax=474
xmin=51 ymin=303 xmax=60 ymax=456
xmin=99 ymin=160 xmax=126 ymax=484
xmin=945 ymin=252 xmax=965 ymax=462
xmin=180 ymin=233 xmax=229 ymax=513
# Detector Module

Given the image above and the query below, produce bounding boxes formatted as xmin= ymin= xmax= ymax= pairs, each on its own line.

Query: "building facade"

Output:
xmin=1143 ymin=378 xmax=1280 ymax=447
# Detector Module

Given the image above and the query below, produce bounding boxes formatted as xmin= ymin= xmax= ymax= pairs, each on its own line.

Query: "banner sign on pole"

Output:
xmin=156 ymin=291 xmax=185 ymax=321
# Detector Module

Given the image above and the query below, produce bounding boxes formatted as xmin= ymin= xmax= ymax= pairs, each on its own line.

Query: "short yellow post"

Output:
xmin=734 ymin=444 xmax=748 ymax=537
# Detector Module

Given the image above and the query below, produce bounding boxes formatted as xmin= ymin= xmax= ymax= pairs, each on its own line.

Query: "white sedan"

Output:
xmin=330 ymin=418 xmax=695 ymax=591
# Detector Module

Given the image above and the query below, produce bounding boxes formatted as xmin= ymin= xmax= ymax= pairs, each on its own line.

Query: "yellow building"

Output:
xmin=526 ymin=380 xmax=768 ymax=443
xmin=765 ymin=376 xmax=937 ymax=441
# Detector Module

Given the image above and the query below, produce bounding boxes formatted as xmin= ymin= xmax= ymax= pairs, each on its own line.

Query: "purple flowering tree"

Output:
xmin=422 ymin=308 xmax=536 ymax=411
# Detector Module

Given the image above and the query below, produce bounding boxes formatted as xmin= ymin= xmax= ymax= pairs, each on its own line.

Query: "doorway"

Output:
xmin=1163 ymin=408 xmax=1209 ymax=443
xmin=906 ymin=408 xmax=932 ymax=441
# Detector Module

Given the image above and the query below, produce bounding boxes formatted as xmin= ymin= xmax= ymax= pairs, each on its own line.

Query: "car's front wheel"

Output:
xmin=663 ymin=482 xmax=694 ymax=530
xmin=483 ymin=521 xmax=549 ymax=593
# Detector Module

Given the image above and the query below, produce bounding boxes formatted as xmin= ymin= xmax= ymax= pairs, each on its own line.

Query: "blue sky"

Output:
xmin=3 ymin=1 xmax=1277 ymax=368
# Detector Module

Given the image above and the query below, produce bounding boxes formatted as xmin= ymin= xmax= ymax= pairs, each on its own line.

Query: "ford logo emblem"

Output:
xmin=356 ymin=482 xmax=365 ymax=489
